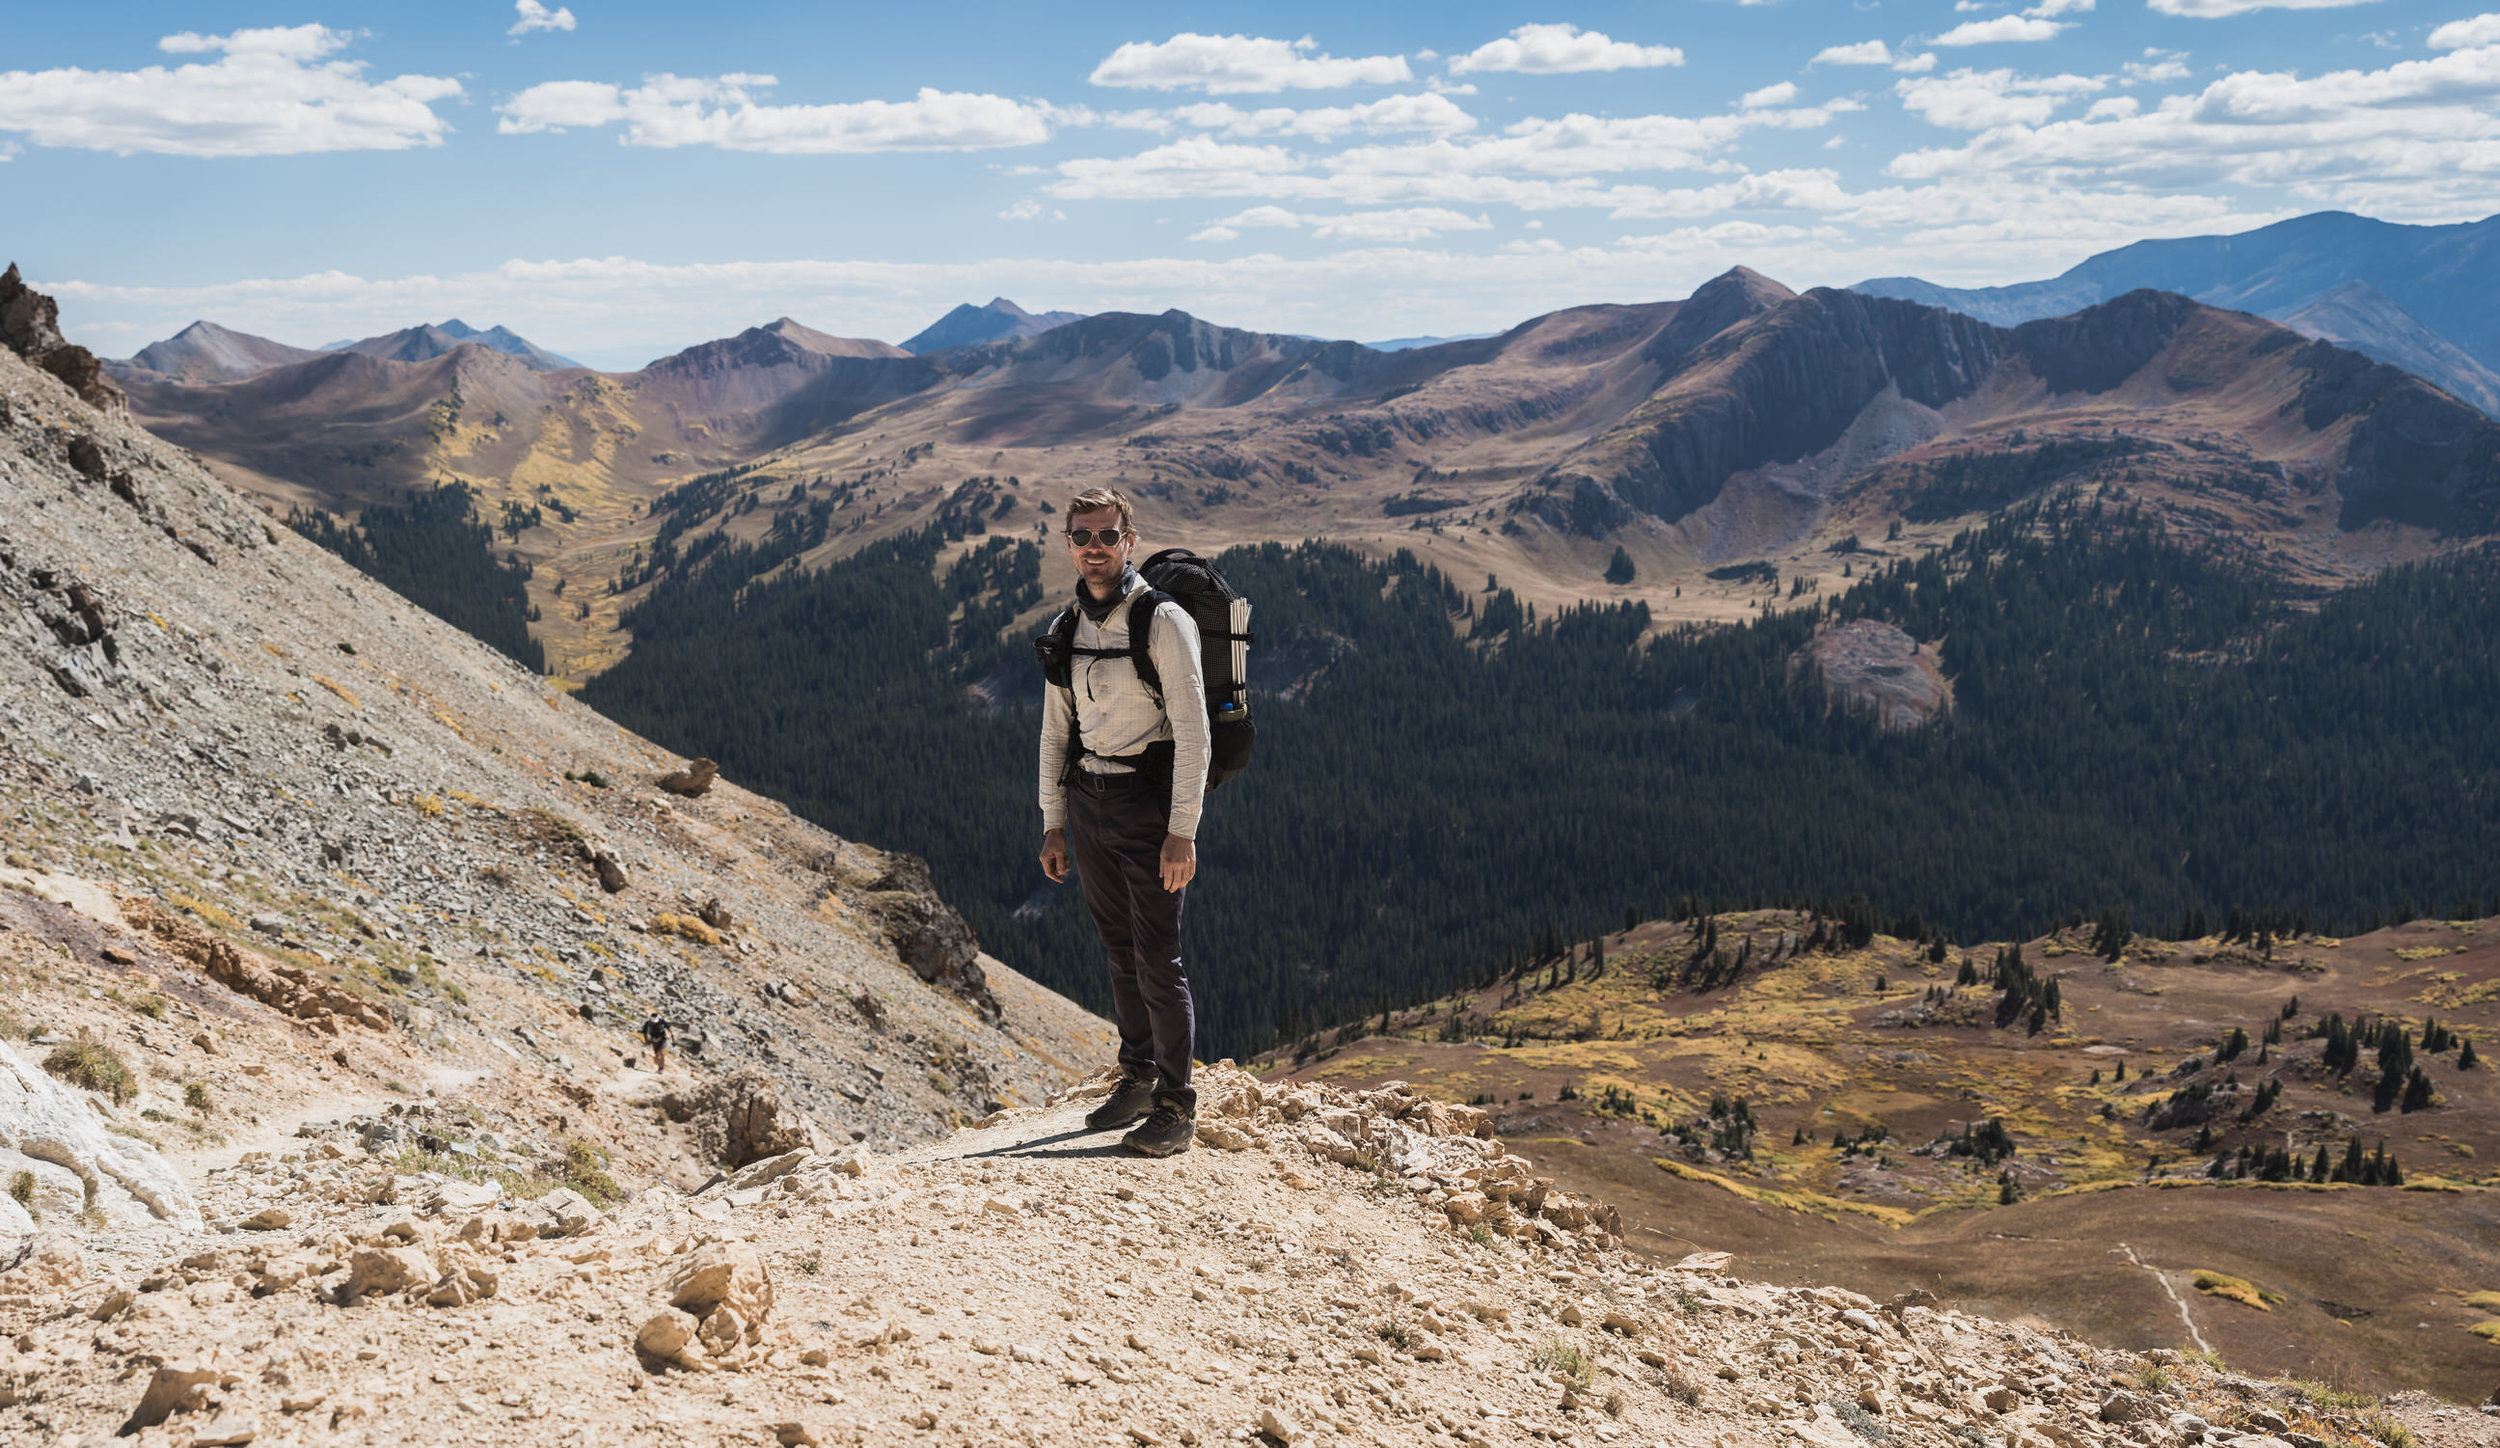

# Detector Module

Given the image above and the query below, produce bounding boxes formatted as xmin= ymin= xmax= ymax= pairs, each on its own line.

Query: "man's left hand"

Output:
xmin=1159 ymin=834 xmax=1196 ymax=893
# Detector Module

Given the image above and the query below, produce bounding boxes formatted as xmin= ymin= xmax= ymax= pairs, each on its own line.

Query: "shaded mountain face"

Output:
xmin=901 ymin=297 xmax=1083 ymax=355
xmin=1852 ymin=210 xmax=2500 ymax=416
xmin=2282 ymin=282 xmax=2500 ymax=418
xmin=328 ymin=320 xmax=580 ymax=372
xmin=113 ymin=320 xmax=324 ymax=384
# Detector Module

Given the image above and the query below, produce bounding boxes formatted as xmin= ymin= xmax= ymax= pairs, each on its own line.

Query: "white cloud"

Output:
xmin=2145 ymin=0 xmax=2380 ymax=14
xmin=2123 ymin=49 xmax=2193 ymax=84
xmin=2025 ymin=0 xmax=2096 ymax=16
xmin=1088 ymin=34 xmax=1410 ymax=94
xmin=1741 ymin=82 xmax=1800 ymax=108
xmin=1049 ymin=97 xmax=1861 ymax=211
xmin=2429 ymin=14 xmax=2500 ymax=49
xmin=999 ymin=199 xmax=1066 ymax=221
xmin=497 ymin=76 xmax=1055 ymax=151
xmin=1189 ymin=205 xmax=1491 ymax=243
xmin=0 ymin=25 xmax=461 ymax=156
xmin=509 ymin=0 xmax=577 ymax=37
xmin=1897 ymin=68 xmax=2106 ymax=128
xmin=1170 ymin=93 xmax=1476 ymax=140
xmin=1814 ymin=40 xmax=1900 ymax=66
xmin=1886 ymin=42 xmax=2500 ymax=220
xmin=1446 ymin=23 xmax=1684 ymax=76
xmin=1934 ymin=16 xmax=2074 ymax=44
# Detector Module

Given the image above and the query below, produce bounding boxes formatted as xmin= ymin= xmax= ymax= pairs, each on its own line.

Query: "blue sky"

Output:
xmin=7 ymin=1 xmax=2496 ymax=368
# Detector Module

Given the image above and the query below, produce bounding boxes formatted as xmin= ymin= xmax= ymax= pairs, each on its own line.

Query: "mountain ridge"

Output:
xmin=1852 ymin=210 xmax=2500 ymax=417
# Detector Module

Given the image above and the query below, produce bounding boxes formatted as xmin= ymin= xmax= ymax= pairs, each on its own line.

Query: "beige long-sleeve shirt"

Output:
xmin=1038 ymin=568 xmax=1211 ymax=840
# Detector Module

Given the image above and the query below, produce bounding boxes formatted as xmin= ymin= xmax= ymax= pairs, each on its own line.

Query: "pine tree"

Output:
xmin=2462 ymin=1039 xmax=2481 ymax=1070
xmin=1604 ymin=547 xmax=1635 ymax=586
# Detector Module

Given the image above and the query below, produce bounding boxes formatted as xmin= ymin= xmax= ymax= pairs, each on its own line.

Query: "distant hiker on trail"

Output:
xmin=642 ymin=1014 xmax=671 ymax=1073
xmin=1037 ymin=487 xmax=1216 ymax=1158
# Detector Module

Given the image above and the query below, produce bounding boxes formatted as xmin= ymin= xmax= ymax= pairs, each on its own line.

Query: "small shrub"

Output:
xmin=1468 ymin=1223 xmax=1496 ymax=1248
xmin=2291 ymin=1380 xmax=2376 ymax=1413
xmin=797 ymin=1249 xmax=822 ymax=1275
xmin=2362 ymin=1412 xmax=2416 ymax=1448
xmin=1828 ymin=1397 xmax=1893 ymax=1444
xmin=2463 ymin=1290 xmax=2500 ymax=1312
xmin=2468 ymin=1321 xmax=2500 ymax=1343
xmin=1532 ymin=1336 xmax=1595 ymax=1388
xmin=1676 ymin=1288 xmax=1705 ymax=1315
xmin=8 ymin=1170 xmax=33 ymax=1209
xmin=2133 ymin=1363 xmax=2173 ymax=1395
xmin=1663 ymin=1369 xmax=1703 ymax=1405
xmin=183 ymin=1081 xmax=212 ymax=1113
xmin=1376 ymin=1320 xmax=1414 ymax=1350
xmin=43 ymin=1040 xmax=134 ymax=1103
xmin=560 ymin=1137 xmax=622 ymax=1206
xmin=412 ymin=794 xmax=444 ymax=818
xmin=131 ymin=993 xmax=168 ymax=1020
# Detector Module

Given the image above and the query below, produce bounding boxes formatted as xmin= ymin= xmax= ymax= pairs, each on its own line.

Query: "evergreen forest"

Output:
xmin=571 ymin=491 xmax=2500 ymax=1060
xmin=289 ymin=482 xmax=546 ymax=673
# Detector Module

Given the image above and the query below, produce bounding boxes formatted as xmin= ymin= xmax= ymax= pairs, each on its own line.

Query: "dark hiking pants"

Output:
xmin=1068 ymin=773 xmax=1196 ymax=1114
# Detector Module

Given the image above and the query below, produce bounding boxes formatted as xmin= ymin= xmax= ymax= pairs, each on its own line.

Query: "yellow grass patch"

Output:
xmin=651 ymin=913 xmax=722 ymax=947
xmin=311 ymin=674 xmax=360 ymax=709
xmin=259 ymin=641 xmax=289 ymax=660
xmin=167 ymin=893 xmax=241 ymax=931
xmin=2192 ymin=1270 xmax=2277 ymax=1311
xmin=412 ymin=795 xmax=444 ymax=819
xmin=2462 ymin=1291 xmax=2500 ymax=1312
xmin=2394 ymin=946 xmax=2456 ymax=961
xmin=1653 ymin=1157 xmax=1915 ymax=1227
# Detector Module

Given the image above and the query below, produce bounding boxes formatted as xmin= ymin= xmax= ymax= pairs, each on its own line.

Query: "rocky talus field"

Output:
xmin=1 ymin=295 xmax=2494 ymax=1446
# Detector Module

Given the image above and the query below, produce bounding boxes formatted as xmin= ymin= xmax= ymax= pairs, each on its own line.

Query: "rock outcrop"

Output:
xmin=0 ymin=1042 xmax=200 ymax=1231
xmin=1 ymin=262 xmax=123 ymax=414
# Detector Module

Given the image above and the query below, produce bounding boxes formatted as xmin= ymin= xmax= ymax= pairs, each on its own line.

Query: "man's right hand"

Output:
xmin=1039 ymin=828 xmax=1070 ymax=882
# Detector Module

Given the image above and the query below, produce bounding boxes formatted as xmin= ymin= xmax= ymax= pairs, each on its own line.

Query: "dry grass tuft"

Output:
xmin=2191 ymin=1270 xmax=2275 ymax=1311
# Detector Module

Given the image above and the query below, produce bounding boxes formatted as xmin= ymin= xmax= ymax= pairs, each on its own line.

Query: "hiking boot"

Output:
xmin=1122 ymin=1101 xmax=1194 ymax=1158
xmin=1084 ymin=1075 xmax=1156 ymax=1131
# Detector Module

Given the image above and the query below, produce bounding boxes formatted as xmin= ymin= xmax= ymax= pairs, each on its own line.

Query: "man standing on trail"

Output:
xmin=1038 ymin=487 xmax=1211 ymax=1158
xmin=641 ymin=1013 xmax=670 ymax=1074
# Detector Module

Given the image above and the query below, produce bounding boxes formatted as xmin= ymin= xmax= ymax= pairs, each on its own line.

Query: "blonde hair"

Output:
xmin=1065 ymin=487 xmax=1133 ymax=532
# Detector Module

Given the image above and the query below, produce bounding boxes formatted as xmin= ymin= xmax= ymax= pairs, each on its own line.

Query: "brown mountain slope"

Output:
xmin=117 ymin=273 xmax=2500 ymax=682
xmin=1256 ymin=911 xmax=2500 ymax=1402
xmin=110 ymin=320 xmax=325 ymax=384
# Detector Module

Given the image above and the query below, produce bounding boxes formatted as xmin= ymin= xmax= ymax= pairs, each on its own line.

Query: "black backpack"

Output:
xmin=1034 ymin=548 xmax=1255 ymax=791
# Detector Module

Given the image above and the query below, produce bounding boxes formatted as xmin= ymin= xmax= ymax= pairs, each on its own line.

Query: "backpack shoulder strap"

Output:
xmin=1125 ymin=589 xmax=1171 ymax=697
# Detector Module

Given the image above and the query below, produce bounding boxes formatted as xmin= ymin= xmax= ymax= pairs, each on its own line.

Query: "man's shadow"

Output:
xmin=962 ymin=1126 xmax=1133 ymax=1160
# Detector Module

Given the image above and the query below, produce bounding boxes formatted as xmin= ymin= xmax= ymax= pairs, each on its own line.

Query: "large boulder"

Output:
xmin=0 ymin=1041 xmax=199 ymax=1230
xmin=683 ymin=1069 xmax=825 ymax=1169
xmin=859 ymin=854 xmax=1000 ymax=1020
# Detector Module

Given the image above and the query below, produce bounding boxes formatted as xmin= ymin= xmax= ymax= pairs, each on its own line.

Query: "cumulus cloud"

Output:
xmin=1446 ymin=23 xmax=1684 ymax=76
xmin=1740 ymin=82 xmax=1800 ymax=108
xmin=1049 ymin=95 xmax=1861 ymax=210
xmin=2145 ymin=0 xmax=2380 ymax=14
xmin=1934 ymin=16 xmax=2073 ymax=45
xmin=1897 ymin=69 xmax=2106 ymax=128
xmin=497 ymin=75 xmax=1055 ymax=151
xmin=999 ymin=198 xmax=1066 ymax=221
xmin=1170 ymin=93 xmax=1476 ymax=140
xmin=1088 ymin=34 xmax=1410 ymax=94
xmin=1813 ymin=40 xmax=1898 ymax=65
xmin=2123 ymin=49 xmax=2193 ymax=84
xmin=1189 ymin=205 xmax=1491 ymax=243
xmin=509 ymin=0 xmax=577 ymax=37
xmin=0 ymin=25 xmax=461 ymax=156
xmin=2429 ymin=13 xmax=2500 ymax=49
xmin=1887 ymin=40 xmax=2500 ymax=219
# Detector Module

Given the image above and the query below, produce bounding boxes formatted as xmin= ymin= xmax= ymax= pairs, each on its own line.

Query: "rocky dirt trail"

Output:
xmin=10 ymin=1063 xmax=2489 ymax=1448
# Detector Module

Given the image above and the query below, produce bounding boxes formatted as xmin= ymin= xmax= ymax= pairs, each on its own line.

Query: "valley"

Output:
xmin=1259 ymin=910 xmax=2500 ymax=1402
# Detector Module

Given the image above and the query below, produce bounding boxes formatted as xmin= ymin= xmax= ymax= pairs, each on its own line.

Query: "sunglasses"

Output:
xmin=1065 ymin=528 xmax=1128 ymax=548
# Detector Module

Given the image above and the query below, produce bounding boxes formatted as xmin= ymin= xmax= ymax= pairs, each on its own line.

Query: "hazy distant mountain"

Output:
xmin=326 ymin=319 xmax=581 ymax=372
xmin=1364 ymin=333 xmax=1496 ymax=352
xmin=1852 ymin=210 xmax=2500 ymax=414
xmin=2280 ymin=282 xmax=2500 ymax=418
xmin=901 ymin=297 xmax=1083 ymax=355
xmin=111 ymin=321 xmax=324 ymax=384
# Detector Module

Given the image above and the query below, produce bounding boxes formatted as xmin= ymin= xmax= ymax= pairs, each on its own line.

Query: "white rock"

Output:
xmin=0 ymin=1041 xmax=200 ymax=1229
